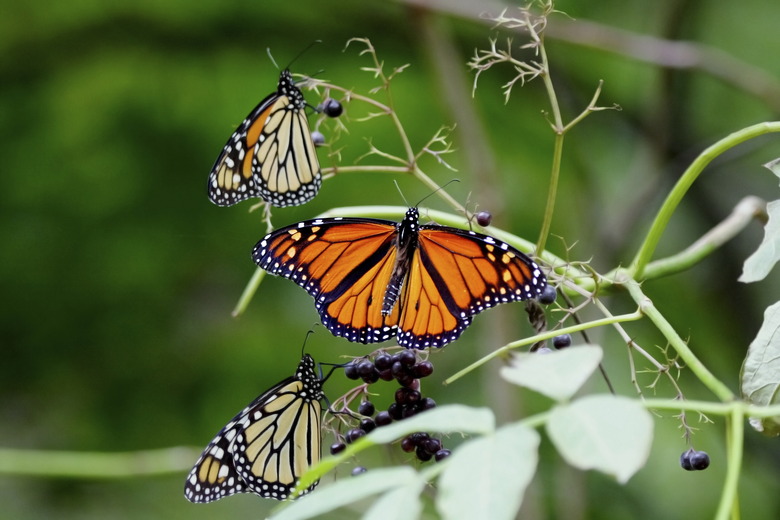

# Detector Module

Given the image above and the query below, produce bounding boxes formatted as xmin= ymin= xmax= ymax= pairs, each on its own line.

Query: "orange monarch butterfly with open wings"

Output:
xmin=207 ymin=69 xmax=321 ymax=208
xmin=184 ymin=355 xmax=324 ymax=503
xmin=252 ymin=207 xmax=547 ymax=349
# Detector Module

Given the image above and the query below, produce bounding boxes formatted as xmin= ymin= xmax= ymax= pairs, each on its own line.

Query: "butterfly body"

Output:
xmin=184 ymin=355 xmax=323 ymax=503
xmin=253 ymin=208 xmax=547 ymax=349
xmin=208 ymin=69 xmax=322 ymax=208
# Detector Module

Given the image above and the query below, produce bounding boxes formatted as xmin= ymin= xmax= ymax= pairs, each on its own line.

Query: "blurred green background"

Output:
xmin=2 ymin=0 xmax=779 ymax=518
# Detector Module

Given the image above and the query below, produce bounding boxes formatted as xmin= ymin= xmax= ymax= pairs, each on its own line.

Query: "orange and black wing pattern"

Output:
xmin=253 ymin=217 xmax=403 ymax=344
xmin=184 ymin=355 xmax=324 ymax=503
xmin=252 ymin=208 xmax=547 ymax=349
xmin=208 ymin=69 xmax=321 ymax=208
xmin=396 ymin=218 xmax=546 ymax=348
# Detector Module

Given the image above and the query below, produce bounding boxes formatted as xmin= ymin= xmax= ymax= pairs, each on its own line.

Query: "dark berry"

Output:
xmin=412 ymin=361 xmax=434 ymax=378
xmin=398 ymin=350 xmax=416 ymax=366
xmin=311 ymin=130 xmax=325 ymax=146
xmin=434 ymin=449 xmax=451 ymax=462
xmin=345 ymin=428 xmax=366 ymax=443
xmin=360 ymin=418 xmax=376 ymax=434
xmin=391 ymin=361 xmax=406 ymax=378
xmin=358 ymin=400 xmax=375 ymax=416
xmin=420 ymin=397 xmax=437 ymax=410
xmin=423 ymin=438 xmax=442 ymax=454
xmin=351 ymin=466 xmax=367 ymax=476
xmin=410 ymin=432 xmax=429 ymax=445
xmin=357 ymin=360 xmax=374 ymax=377
xmin=344 ymin=361 xmax=360 ymax=380
xmin=680 ymin=449 xmax=693 ymax=471
xmin=397 ymin=374 xmax=416 ymax=388
xmin=330 ymin=442 xmax=346 ymax=455
xmin=401 ymin=406 xmax=419 ymax=419
xmin=361 ymin=369 xmax=380 ymax=384
xmin=388 ymin=402 xmax=403 ymax=420
xmin=552 ymin=334 xmax=572 ymax=349
xmin=538 ymin=285 xmax=557 ymax=305
xmin=416 ymin=446 xmax=433 ymax=462
xmin=375 ymin=411 xmax=393 ymax=426
xmin=401 ymin=436 xmax=416 ymax=453
xmin=320 ymin=98 xmax=343 ymax=118
xmin=475 ymin=211 xmax=492 ymax=226
xmin=378 ymin=368 xmax=394 ymax=381
xmin=689 ymin=450 xmax=710 ymax=470
xmin=374 ymin=353 xmax=393 ymax=370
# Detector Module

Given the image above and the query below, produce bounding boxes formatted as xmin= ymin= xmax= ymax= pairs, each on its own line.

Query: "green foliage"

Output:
xmin=3 ymin=0 xmax=780 ymax=519
xmin=741 ymin=301 xmax=780 ymax=436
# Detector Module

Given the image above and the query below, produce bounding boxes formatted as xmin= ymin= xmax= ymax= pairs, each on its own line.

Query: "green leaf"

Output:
xmin=270 ymin=467 xmax=422 ymax=520
xmin=500 ymin=345 xmax=603 ymax=401
xmin=740 ymin=200 xmax=780 ymax=283
xmin=546 ymin=395 xmax=653 ymax=484
xmin=764 ymin=157 xmax=780 ymax=177
xmin=740 ymin=300 xmax=780 ymax=436
xmin=363 ymin=479 xmax=426 ymax=520
xmin=436 ymin=422 xmax=540 ymax=520
xmin=297 ymin=405 xmax=495 ymax=491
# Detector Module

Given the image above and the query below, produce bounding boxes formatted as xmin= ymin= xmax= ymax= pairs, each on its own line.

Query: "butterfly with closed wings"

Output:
xmin=253 ymin=207 xmax=547 ymax=349
xmin=184 ymin=354 xmax=324 ymax=503
xmin=208 ymin=69 xmax=322 ymax=208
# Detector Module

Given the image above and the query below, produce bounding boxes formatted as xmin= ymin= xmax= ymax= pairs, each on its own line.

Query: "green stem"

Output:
xmin=641 ymin=398 xmax=780 ymax=417
xmin=445 ymin=310 xmax=643 ymax=385
xmin=0 ymin=447 xmax=196 ymax=478
xmin=232 ymin=266 xmax=266 ymax=317
xmin=535 ymin=32 xmax=564 ymax=256
xmin=716 ymin=409 xmax=744 ymax=520
xmin=624 ymin=281 xmax=735 ymax=402
xmin=630 ymin=121 xmax=780 ymax=279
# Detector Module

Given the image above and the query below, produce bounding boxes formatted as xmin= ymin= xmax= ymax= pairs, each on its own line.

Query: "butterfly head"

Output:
xmin=278 ymin=69 xmax=305 ymax=109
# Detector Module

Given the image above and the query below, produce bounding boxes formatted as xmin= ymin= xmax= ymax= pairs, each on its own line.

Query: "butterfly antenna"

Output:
xmin=393 ymin=180 xmax=411 ymax=208
xmin=300 ymin=326 xmax=318 ymax=358
xmin=414 ymin=179 xmax=461 ymax=208
xmin=286 ymin=40 xmax=323 ymax=70
xmin=266 ymin=48 xmax=280 ymax=70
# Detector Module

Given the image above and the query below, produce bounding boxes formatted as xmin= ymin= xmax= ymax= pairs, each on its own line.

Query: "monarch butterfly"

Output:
xmin=184 ymin=355 xmax=324 ymax=503
xmin=252 ymin=207 xmax=547 ymax=349
xmin=208 ymin=69 xmax=322 ymax=208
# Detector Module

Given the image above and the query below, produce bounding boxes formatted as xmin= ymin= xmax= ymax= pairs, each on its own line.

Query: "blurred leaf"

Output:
xmin=297 ymin=405 xmax=495 ymax=490
xmin=363 ymin=479 xmax=426 ymax=520
xmin=764 ymin=157 xmax=780 ymax=177
xmin=500 ymin=345 xmax=603 ymax=401
xmin=741 ymin=300 xmax=780 ymax=436
xmin=270 ymin=467 xmax=422 ymax=520
xmin=436 ymin=423 xmax=540 ymax=520
xmin=740 ymin=201 xmax=780 ymax=283
xmin=546 ymin=395 xmax=653 ymax=484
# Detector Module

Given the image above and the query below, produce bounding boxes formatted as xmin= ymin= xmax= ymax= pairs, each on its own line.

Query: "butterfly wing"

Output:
xmin=253 ymin=218 xmax=402 ymax=344
xmin=185 ymin=356 xmax=324 ymax=503
xmin=208 ymin=70 xmax=321 ymax=208
xmin=231 ymin=379 xmax=322 ymax=499
xmin=184 ymin=410 xmax=248 ymax=503
xmin=396 ymin=225 xmax=546 ymax=348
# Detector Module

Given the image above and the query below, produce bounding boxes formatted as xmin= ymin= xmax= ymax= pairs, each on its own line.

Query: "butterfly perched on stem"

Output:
xmin=184 ymin=355 xmax=324 ymax=503
xmin=207 ymin=69 xmax=322 ymax=208
xmin=253 ymin=207 xmax=547 ymax=349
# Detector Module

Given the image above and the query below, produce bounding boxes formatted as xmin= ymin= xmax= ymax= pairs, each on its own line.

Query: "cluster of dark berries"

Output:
xmin=332 ymin=350 xmax=449 ymax=466
xmin=343 ymin=349 xmax=434 ymax=388
xmin=680 ymin=449 xmax=710 ymax=471
xmin=400 ymin=431 xmax=451 ymax=462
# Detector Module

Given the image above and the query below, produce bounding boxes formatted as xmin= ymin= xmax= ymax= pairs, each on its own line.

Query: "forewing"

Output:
xmin=253 ymin=218 xmax=401 ymax=344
